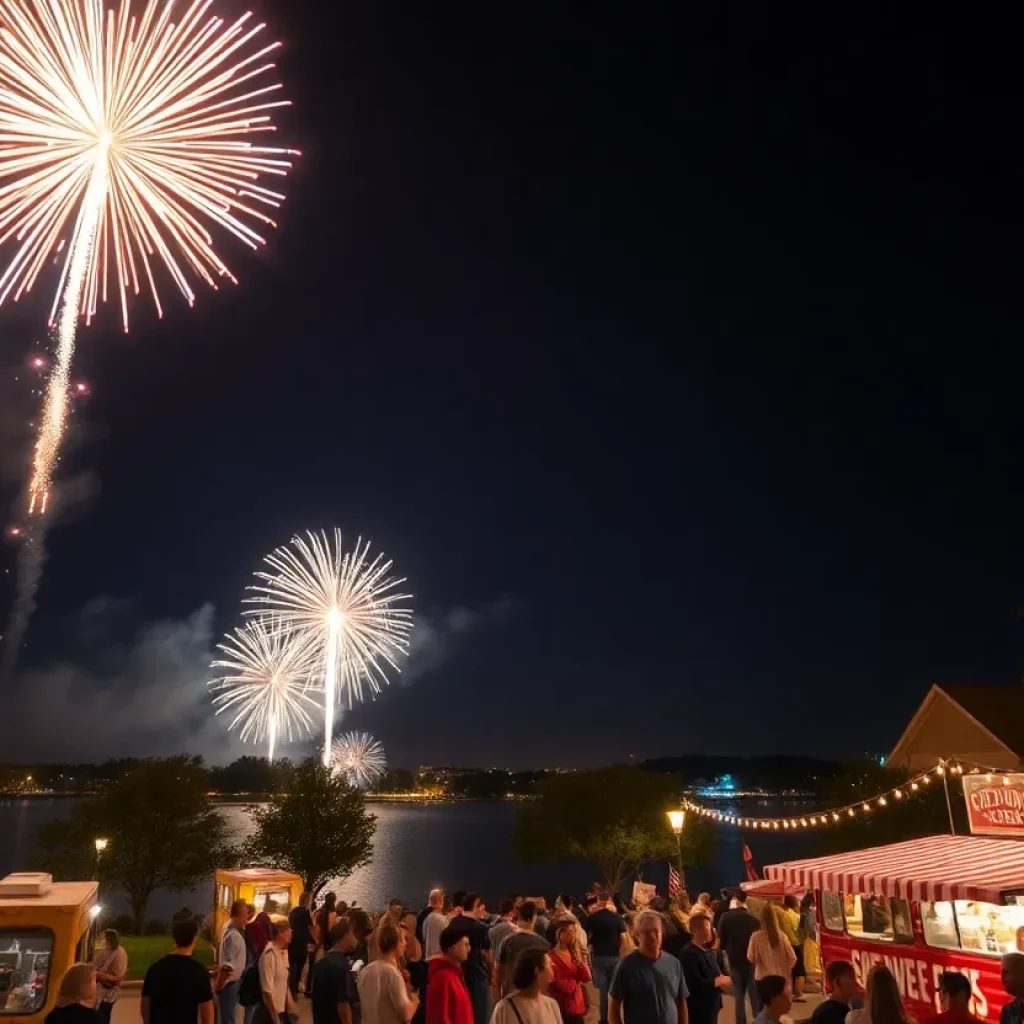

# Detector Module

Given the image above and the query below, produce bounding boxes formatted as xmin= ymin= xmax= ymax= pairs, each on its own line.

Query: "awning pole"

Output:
xmin=941 ymin=760 xmax=955 ymax=834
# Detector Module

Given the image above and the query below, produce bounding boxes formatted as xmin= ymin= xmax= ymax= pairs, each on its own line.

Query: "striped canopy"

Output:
xmin=764 ymin=835 xmax=1024 ymax=904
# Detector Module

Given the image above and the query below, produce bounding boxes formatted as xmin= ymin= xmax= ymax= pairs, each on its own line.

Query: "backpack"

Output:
xmin=238 ymin=962 xmax=261 ymax=1007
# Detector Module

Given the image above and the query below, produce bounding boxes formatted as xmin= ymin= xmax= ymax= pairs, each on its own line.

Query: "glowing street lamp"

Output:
xmin=666 ymin=809 xmax=689 ymax=909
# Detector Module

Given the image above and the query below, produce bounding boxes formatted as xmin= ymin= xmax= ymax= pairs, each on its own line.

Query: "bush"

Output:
xmin=143 ymin=919 xmax=169 ymax=936
xmin=108 ymin=914 xmax=137 ymax=935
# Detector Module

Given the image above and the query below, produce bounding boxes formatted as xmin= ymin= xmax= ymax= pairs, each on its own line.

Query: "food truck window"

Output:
xmin=843 ymin=893 xmax=912 ymax=944
xmin=951 ymin=900 xmax=1024 ymax=956
xmin=219 ymin=884 xmax=234 ymax=911
xmin=920 ymin=901 xmax=961 ymax=951
xmin=0 ymin=928 xmax=54 ymax=1015
xmin=254 ymin=889 xmax=291 ymax=914
xmin=821 ymin=890 xmax=845 ymax=932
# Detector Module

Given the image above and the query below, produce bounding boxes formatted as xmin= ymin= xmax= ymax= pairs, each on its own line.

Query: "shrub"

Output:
xmin=143 ymin=919 xmax=169 ymax=936
xmin=108 ymin=914 xmax=137 ymax=935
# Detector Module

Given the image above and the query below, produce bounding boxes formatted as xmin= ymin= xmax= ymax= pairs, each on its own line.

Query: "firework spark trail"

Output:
xmin=29 ymin=159 xmax=108 ymax=516
xmin=247 ymin=530 xmax=414 ymax=766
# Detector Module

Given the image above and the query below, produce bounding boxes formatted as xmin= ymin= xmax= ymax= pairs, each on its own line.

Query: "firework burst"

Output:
xmin=1 ymin=0 xmax=297 ymax=514
xmin=330 ymin=731 xmax=387 ymax=788
xmin=209 ymin=618 xmax=319 ymax=761
xmin=247 ymin=529 xmax=413 ymax=766
xmin=0 ymin=0 xmax=295 ymax=667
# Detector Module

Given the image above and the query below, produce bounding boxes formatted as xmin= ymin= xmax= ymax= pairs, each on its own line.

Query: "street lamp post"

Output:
xmin=666 ymin=810 xmax=690 ymax=910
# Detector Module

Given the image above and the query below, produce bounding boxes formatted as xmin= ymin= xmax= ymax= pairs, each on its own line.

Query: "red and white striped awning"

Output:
xmin=764 ymin=835 xmax=1024 ymax=904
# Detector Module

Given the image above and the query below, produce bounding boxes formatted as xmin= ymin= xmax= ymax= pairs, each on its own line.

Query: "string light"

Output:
xmin=680 ymin=758 xmax=1014 ymax=831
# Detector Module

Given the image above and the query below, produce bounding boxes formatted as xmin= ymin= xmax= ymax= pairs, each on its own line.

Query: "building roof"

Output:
xmin=888 ymin=682 xmax=1024 ymax=768
xmin=765 ymin=835 xmax=1024 ymax=904
xmin=936 ymin=684 xmax=1024 ymax=759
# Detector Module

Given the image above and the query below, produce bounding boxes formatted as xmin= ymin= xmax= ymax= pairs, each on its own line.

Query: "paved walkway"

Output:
xmin=112 ymin=982 xmax=825 ymax=1024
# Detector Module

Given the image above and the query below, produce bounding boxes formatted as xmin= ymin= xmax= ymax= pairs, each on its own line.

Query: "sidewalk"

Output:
xmin=112 ymin=977 xmax=824 ymax=1024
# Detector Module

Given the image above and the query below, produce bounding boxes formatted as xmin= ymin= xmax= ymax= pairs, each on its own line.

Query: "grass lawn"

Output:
xmin=120 ymin=935 xmax=215 ymax=981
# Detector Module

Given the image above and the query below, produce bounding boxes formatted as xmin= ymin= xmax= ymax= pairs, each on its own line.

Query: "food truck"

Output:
xmin=765 ymin=835 xmax=1024 ymax=1023
xmin=212 ymin=868 xmax=302 ymax=942
xmin=0 ymin=873 xmax=98 ymax=1024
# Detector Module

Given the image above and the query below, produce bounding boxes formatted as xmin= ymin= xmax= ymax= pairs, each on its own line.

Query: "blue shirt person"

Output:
xmin=609 ymin=911 xmax=689 ymax=1024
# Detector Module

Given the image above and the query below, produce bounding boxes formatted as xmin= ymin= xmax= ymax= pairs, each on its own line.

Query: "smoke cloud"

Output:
xmin=401 ymin=597 xmax=513 ymax=684
xmin=2 ymin=601 xmax=247 ymax=763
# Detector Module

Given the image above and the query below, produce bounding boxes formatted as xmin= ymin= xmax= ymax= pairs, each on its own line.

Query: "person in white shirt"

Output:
xmin=422 ymin=890 xmax=449 ymax=959
xmin=216 ymin=901 xmax=249 ymax=1024
xmin=357 ymin=922 xmax=419 ymax=1024
xmin=490 ymin=948 xmax=561 ymax=1024
xmin=256 ymin=920 xmax=293 ymax=1024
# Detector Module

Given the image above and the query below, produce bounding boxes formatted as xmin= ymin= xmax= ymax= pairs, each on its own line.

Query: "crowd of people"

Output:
xmin=37 ymin=889 xmax=1024 ymax=1024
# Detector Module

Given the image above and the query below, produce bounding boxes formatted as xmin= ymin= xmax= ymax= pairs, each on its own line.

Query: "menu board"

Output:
xmin=963 ymin=774 xmax=1024 ymax=836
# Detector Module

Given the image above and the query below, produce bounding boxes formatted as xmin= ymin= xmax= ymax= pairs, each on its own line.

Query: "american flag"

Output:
xmin=668 ymin=864 xmax=682 ymax=900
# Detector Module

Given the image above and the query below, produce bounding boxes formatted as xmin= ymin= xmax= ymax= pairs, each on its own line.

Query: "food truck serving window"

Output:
xmin=922 ymin=899 xmax=1024 ymax=956
xmin=0 ymin=928 xmax=54 ymax=1015
xmin=843 ymin=893 xmax=913 ymax=943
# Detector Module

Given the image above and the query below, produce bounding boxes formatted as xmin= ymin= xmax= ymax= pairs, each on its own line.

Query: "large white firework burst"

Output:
xmin=330 ymin=731 xmax=387 ymax=788
xmin=246 ymin=529 xmax=413 ymax=765
xmin=209 ymin=618 xmax=320 ymax=761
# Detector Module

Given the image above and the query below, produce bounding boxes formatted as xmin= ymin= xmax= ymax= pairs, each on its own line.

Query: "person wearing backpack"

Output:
xmin=216 ymin=901 xmax=249 ymax=1024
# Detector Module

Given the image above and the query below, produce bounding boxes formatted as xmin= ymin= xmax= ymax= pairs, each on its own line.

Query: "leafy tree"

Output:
xmin=514 ymin=766 xmax=715 ymax=894
xmin=36 ymin=756 xmax=235 ymax=933
xmin=242 ymin=760 xmax=376 ymax=897
xmin=209 ymin=756 xmax=294 ymax=794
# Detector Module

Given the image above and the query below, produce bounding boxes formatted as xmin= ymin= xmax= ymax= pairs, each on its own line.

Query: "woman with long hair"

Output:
xmin=847 ymin=965 xmax=914 ymax=1024
xmin=548 ymin=921 xmax=591 ymax=1024
xmin=746 ymin=905 xmax=796 ymax=985
xmin=491 ymin=948 xmax=561 ymax=1024
xmin=45 ymin=964 xmax=100 ymax=1024
xmin=91 ymin=930 xmax=127 ymax=1024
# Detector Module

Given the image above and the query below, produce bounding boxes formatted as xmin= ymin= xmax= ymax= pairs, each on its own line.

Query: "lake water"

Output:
xmin=0 ymin=797 xmax=812 ymax=921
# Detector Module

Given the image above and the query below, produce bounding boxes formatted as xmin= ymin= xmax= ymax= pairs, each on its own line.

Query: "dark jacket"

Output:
xmin=680 ymin=944 xmax=723 ymax=1024
xmin=717 ymin=907 xmax=760 ymax=969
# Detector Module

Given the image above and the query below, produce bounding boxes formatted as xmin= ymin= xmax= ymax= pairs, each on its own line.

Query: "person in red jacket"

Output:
xmin=549 ymin=920 xmax=591 ymax=1024
xmin=427 ymin=927 xmax=474 ymax=1024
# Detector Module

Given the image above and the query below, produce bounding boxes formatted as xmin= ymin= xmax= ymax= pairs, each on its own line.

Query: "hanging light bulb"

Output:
xmin=879 ymin=796 xmax=888 ymax=806
xmin=893 ymin=790 xmax=903 ymax=799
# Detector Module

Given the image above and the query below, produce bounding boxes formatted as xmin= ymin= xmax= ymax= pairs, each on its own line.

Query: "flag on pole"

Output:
xmin=743 ymin=839 xmax=759 ymax=881
xmin=668 ymin=864 xmax=682 ymax=899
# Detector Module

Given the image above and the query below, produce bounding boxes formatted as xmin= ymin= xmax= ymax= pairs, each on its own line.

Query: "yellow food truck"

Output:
xmin=212 ymin=869 xmax=302 ymax=941
xmin=0 ymin=873 xmax=98 ymax=1024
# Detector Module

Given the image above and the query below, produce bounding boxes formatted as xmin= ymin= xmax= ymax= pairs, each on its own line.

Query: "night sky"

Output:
xmin=0 ymin=1 xmax=1018 ymax=767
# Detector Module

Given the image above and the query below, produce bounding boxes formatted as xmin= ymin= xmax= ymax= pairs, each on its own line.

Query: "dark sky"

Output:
xmin=0 ymin=0 xmax=1019 ymax=768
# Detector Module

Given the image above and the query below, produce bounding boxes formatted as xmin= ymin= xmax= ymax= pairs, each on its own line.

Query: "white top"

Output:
xmin=357 ymin=959 xmax=415 ymax=1024
xmin=746 ymin=931 xmax=797 ymax=981
xmin=259 ymin=944 xmax=289 ymax=1013
xmin=490 ymin=994 xmax=562 ymax=1024
xmin=422 ymin=911 xmax=449 ymax=959
xmin=219 ymin=925 xmax=247 ymax=982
